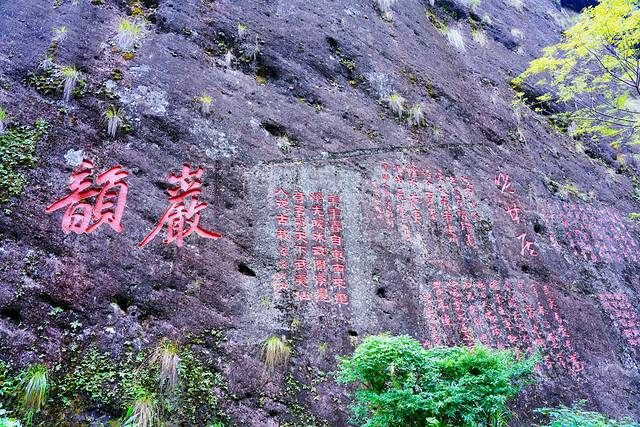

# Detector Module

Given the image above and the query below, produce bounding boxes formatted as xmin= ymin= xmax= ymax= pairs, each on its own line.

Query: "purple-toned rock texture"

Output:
xmin=0 ymin=0 xmax=638 ymax=425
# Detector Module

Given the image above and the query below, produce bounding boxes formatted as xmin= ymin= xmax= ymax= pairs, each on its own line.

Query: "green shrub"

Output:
xmin=336 ymin=334 xmax=537 ymax=427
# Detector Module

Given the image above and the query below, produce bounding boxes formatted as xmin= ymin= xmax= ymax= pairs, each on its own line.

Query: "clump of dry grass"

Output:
xmin=150 ymin=340 xmax=180 ymax=393
xmin=261 ymin=335 xmax=290 ymax=371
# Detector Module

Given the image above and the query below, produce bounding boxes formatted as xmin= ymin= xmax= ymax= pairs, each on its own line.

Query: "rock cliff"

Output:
xmin=0 ymin=0 xmax=639 ymax=425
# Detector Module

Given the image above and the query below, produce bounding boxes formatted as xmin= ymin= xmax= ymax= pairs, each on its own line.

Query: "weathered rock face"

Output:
xmin=0 ymin=0 xmax=639 ymax=425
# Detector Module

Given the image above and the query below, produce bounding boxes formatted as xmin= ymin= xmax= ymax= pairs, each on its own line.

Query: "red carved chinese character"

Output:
xmin=138 ymin=164 xmax=221 ymax=248
xmin=335 ymin=293 xmax=349 ymax=305
xmin=505 ymin=203 xmax=522 ymax=223
xmin=292 ymin=191 xmax=305 ymax=203
xmin=274 ymin=188 xmax=289 ymax=197
xmin=494 ymin=173 xmax=514 ymax=194
xmin=311 ymin=191 xmax=323 ymax=203
xmin=296 ymin=290 xmax=311 ymax=301
xmin=276 ymin=229 xmax=290 ymax=240
xmin=316 ymin=288 xmax=329 ymax=302
xmin=327 ymin=194 xmax=340 ymax=204
xmin=275 ymin=198 xmax=289 ymax=209
xmin=46 ymin=159 xmax=129 ymax=235
xmin=517 ymin=233 xmax=538 ymax=256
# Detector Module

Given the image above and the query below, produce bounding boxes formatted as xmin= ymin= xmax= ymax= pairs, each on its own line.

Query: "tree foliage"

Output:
xmin=336 ymin=334 xmax=537 ymax=427
xmin=514 ymin=0 xmax=640 ymax=148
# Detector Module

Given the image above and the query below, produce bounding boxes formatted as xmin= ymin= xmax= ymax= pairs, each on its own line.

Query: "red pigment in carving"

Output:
xmin=139 ymin=163 xmax=221 ymax=248
xmin=272 ymin=189 xmax=349 ymax=306
xmin=373 ymin=163 xmax=480 ymax=249
xmin=46 ymin=159 xmax=129 ymax=235
xmin=423 ymin=279 xmax=582 ymax=374
xmin=599 ymin=293 xmax=640 ymax=351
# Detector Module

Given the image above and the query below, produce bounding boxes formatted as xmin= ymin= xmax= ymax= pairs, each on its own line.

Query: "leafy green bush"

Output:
xmin=336 ymin=334 xmax=537 ymax=427
xmin=537 ymin=403 xmax=639 ymax=427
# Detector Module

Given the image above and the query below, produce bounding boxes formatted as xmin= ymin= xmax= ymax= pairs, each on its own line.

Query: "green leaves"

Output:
xmin=0 ymin=119 xmax=49 ymax=204
xmin=516 ymin=0 xmax=640 ymax=148
xmin=336 ymin=334 xmax=537 ymax=427
xmin=537 ymin=402 xmax=640 ymax=426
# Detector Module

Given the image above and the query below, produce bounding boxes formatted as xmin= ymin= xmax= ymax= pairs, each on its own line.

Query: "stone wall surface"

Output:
xmin=0 ymin=0 xmax=639 ymax=425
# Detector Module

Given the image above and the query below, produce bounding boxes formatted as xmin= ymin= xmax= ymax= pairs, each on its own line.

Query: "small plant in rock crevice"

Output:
xmin=446 ymin=27 xmax=466 ymax=52
xmin=507 ymin=0 xmax=525 ymax=12
xmin=224 ymin=50 xmax=234 ymax=68
xmin=52 ymin=26 xmax=68 ymax=43
xmin=237 ymin=23 xmax=247 ymax=39
xmin=0 ymin=107 xmax=7 ymax=134
xmin=241 ymin=36 xmax=262 ymax=62
xmin=115 ymin=18 xmax=144 ymax=52
xmin=57 ymin=66 xmax=80 ymax=102
xmin=472 ymin=28 xmax=488 ymax=46
xmin=19 ymin=364 xmax=48 ymax=425
xmin=275 ymin=135 xmax=296 ymax=153
xmin=261 ymin=336 xmax=290 ymax=371
xmin=375 ymin=0 xmax=397 ymax=19
xmin=149 ymin=340 xmax=180 ymax=394
xmin=386 ymin=93 xmax=405 ymax=118
xmin=104 ymin=105 xmax=124 ymax=137
xmin=198 ymin=95 xmax=213 ymax=116
xmin=124 ymin=390 xmax=157 ymax=427
xmin=407 ymin=102 xmax=426 ymax=127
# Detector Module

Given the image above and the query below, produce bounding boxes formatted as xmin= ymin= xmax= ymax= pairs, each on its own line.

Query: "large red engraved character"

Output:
xmin=139 ymin=163 xmax=221 ymax=248
xmin=45 ymin=159 xmax=128 ymax=234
